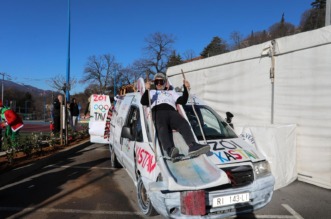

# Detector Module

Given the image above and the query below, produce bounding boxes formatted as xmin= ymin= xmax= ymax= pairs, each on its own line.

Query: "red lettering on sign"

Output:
xmin=104 ymin=110 xmax=112 ymax=139
xmin=93 ymin=94 xmax=107 ymax=102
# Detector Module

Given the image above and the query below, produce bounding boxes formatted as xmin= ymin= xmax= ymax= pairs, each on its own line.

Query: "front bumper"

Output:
xmin=149 ymin=174 xmax=275 ymax=219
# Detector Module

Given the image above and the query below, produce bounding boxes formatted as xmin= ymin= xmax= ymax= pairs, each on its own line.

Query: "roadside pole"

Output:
xmin=327 ymin=0 xmax=331 ymax=26
xmin=60 ymin=101 xmax=63 ymax=145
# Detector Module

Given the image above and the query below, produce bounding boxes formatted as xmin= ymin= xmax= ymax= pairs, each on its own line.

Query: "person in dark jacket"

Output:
xmin=140 ymin=73 xmax=210 ymax=158
xmin=69 ymin=98 xmax=80 ymax=131
xmin=53 ymin=94 xmax=63 ymax=133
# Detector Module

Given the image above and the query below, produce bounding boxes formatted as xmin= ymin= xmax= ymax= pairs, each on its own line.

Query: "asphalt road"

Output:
xmin=0 ymin=143 xmax=330 ymax=219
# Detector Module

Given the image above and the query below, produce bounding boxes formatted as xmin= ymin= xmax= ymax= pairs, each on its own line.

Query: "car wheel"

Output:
xmin=137 ymin=177 xmax=158 ymax=216
xmin=109 ymin=144 xmax=121 ymax=168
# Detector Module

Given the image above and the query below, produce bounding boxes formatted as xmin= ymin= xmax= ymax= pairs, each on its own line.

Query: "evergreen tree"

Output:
xmin=269 ymin=13 xmax=295 ymax=39
xmin=200 ymin=36 xmax=229 ymax=58
xmin=166 ymin=51 xmax=183 ymax=68
xmin=311 ymin=0 xmax=326 ymax=9
xmin=300 ymin=0 xmax=326 ymax=31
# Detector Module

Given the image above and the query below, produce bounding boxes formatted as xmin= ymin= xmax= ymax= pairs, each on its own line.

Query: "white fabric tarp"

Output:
xmin=167 ymin=26 xmax=331 ymax=189
xmin=236 ymin=124 xmax=297 ymax=190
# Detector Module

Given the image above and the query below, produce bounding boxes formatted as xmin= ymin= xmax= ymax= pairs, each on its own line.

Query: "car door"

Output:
xmin=112 ymin=95 xmax=134 ymax=165
xmin=121 ymin=106 xmax=143 ymax=179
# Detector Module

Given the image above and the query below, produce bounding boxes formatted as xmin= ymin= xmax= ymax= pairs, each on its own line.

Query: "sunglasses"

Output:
xmin=154 ymin=79 xmax=165 ymax=85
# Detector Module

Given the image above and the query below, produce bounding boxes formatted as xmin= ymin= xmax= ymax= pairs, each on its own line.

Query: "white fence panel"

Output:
xmin=167 ymin=26 xmax=331 ymax=189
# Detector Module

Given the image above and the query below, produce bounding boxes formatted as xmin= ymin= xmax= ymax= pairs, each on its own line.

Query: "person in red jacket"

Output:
xmin=0 ymin=101 xmax=24 ymax=147
xmin=49 ymin=121 xmax=55 ymax=132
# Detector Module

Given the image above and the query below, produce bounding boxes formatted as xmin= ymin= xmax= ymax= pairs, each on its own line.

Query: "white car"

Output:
xmin=107 ymin=78 xmax=275 ymax=218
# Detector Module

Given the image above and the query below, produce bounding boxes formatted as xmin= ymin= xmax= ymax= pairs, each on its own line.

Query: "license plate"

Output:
xmin=212 ymin=193 xmax=250 ymax=207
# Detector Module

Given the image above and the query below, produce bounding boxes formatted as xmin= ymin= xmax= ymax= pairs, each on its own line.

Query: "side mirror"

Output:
xmin=121 ymin=126 xmax=134 ymax=141
xmin=225 ymin=112 xmax=234 ymax=129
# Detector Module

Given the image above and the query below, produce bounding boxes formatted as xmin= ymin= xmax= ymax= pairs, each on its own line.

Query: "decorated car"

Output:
xmin=107 ymin=78 xmax=275 ymax=218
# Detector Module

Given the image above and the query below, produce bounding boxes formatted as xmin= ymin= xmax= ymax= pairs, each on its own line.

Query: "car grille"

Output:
xmin=223 ymin=165 xmax=254 ymax=187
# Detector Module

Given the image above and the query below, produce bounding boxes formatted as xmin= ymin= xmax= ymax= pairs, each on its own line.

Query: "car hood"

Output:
xmin=207 ymin=138 xmax=265 ymax=165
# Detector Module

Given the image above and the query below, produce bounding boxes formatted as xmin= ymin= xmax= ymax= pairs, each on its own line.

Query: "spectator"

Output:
xmin=53 ymin=94 xmax=63 ymax=133
xmin=0 ymin=101 xmax=24 ymax=148
xmin=50 ymin=121 xmax=54 ymax=132
xmin=69 ymin=98 xmax=80 ymax=131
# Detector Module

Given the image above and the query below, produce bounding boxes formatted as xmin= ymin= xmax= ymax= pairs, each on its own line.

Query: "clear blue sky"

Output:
xmin=0 ymin=0 xmax=313 ymax=94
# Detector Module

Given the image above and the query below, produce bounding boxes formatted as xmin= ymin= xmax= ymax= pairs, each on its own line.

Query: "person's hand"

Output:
xmin=145 ymin=81 xmax=151 ymax=90
xmin=184 ymin=79 xmax=190 ymax=90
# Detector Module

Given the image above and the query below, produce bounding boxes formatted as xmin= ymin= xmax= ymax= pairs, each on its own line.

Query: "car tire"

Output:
xmin=109 ymin=144 xmax=121 ymax=168
xmin=137 ymin=177 xmax=158 ymax=216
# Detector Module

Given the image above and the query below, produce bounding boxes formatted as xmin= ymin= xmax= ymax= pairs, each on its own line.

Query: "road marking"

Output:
xmin=0 ymin=207 xmax=145 ymax=217
xmin=0 ymin=165 xmax=114 ymax=190
xmin=45 ymin=164 xmax=114 ymax=170
xmin=250 ymin=216 xmax=295 ymax=218
xmin=83 ymin=147 xmax=109 ymax=151
xmin=1 ymin=205 xmax=305 ymax=219
xmin=282 ymin=204 xmax=304 ymax=219
xmin=227 ymin=203 xmax=303 ymax=219
xmin=247 ymin=216 xmax=296 ymax=218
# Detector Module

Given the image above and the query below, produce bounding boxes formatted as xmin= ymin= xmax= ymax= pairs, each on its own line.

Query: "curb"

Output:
xmin=0 ymin=139 xmax=92 ymax=188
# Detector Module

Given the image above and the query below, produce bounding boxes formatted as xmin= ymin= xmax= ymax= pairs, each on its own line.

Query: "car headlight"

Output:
xmin=253 ymin=161 xmax=271 ymax=178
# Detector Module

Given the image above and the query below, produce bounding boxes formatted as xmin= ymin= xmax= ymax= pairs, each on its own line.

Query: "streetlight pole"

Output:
xmin=327 ymin=0 xmax=331 ymax=26
xmin=66 ymin=0 xmax=71 ymax=102
xmin=0 ymin=72 xmax=5 ymax=103
xmin=43 ymin=92 xmax=46 ymax=122
xmin=113 ymin=69 xmax=116 ymax=97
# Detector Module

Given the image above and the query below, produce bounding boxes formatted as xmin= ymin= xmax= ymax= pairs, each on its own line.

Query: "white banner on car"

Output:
xmin=89 ymin=94 xmax=112 ymax=144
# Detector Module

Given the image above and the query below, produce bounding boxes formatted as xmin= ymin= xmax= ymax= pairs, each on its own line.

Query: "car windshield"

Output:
xmin=183 ymin=105 xmax=237 ymax=140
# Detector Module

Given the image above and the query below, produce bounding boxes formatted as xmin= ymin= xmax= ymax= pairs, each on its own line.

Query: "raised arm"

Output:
xmin=176 ymin=79 xmax=190 ymax=105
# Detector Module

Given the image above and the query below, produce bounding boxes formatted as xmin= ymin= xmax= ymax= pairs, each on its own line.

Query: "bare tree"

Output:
xmin=182 ymin=49 xmax=196 ymax=61
xmin=143 ymin=32 xmax=176 ymax=75
xmin=120 ymin=61 xmax=149 ymax=85
xmin=81 ymin=54 xmax=121 ymax=94
xmin=83 ymin=84 xmax=100 ymax=96
xmin=230 ymin=31 xmax=244 ymax=50
xmin=47 ymin=74 xmax=77 ymax=92
xmin=243 ymin=30 xmax=270 ymax=47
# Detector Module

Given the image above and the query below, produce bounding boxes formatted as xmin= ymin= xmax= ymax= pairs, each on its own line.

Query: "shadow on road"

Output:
xmin=0 ymin=144 xmax=146 ymax=218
